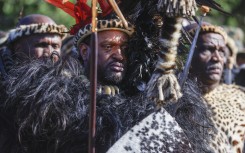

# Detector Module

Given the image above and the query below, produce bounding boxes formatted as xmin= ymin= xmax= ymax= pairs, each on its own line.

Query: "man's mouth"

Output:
xmin=110 ymin=62 xmax=124 ymax=72
xmin=207 ymin=65 xmax=221 ymax=74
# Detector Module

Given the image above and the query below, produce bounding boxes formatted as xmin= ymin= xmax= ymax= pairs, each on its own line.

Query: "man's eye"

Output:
xmin=218 ymin=50 xmax=225 ymax=57
xmin=103 ymin=45 xmax=112 ymax=50
xmin=200 ymin=49 xmax=211 ymax=55
xmin=52 ymin=44 xmax=59 ymax=49
xmin=36 ymin=43 xmax=47 ymax=48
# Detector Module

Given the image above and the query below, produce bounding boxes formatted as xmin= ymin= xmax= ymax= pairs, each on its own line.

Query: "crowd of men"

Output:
xmin=0 ymin=0 xmax=244 ymax=153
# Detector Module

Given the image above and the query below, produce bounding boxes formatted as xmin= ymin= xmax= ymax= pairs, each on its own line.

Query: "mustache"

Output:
xmin=109 ymin=61 xmax=125 ymax=68
xmin=206 ymin=64 xmax=222 ymax=70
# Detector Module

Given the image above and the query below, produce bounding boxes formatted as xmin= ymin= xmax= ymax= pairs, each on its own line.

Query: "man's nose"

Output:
xmin=43 ymin=46 xmax=52 ymax=57
xmin=112 ymin=47 xmax=124 ymax=61
xmin=44 ymin=46 xmax=60 ymax=57
xmin=211 ymin=50 xmax=223 ymax=62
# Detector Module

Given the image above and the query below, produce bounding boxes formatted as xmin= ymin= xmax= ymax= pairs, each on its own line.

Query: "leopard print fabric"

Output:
xmin=8 ymin=23 xmax=67 ymax=44
xmin=188 ymin=25 xmax=228 ymax=44
xmin=204 ymin=84 xmax=245 ymax=153
xmin=74 ymin=19 xmax=134 ymax=49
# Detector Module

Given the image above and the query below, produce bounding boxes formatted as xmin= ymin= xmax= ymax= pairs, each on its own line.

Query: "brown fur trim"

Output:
xmin=146 ymin=17 xmax=183 ymax=106
xmin=157 ymin=17 xmax=182 ymax=73
xmin=74 ymin=19 xmax=135 ymax=49
xmin=8 ymin=23 xmax=67 ymax=44
xmin=188 ymin=25 xmax=228 ymax=43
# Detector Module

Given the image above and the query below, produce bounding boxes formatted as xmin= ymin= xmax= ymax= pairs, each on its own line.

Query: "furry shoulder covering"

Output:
xmin=0 ymin=57 xmax=192 ymax=153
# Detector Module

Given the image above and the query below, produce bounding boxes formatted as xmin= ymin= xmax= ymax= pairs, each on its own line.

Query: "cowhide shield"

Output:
xmin=107 ymin=107 xmax=194 ymax=153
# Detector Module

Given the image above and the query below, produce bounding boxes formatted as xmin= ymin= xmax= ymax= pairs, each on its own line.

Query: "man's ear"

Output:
xmin=79 ymin=43 xmax=89 ymax=61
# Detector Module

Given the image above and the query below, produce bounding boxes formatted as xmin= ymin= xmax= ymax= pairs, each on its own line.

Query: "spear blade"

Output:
xmin=179 ymin=12 xmax=207 ymax=87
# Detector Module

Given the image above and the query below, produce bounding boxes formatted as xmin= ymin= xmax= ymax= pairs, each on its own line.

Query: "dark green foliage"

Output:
xmin=0 ymin=0 xmax=75 ymax=31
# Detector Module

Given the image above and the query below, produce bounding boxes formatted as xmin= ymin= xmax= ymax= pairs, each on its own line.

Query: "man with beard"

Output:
xmin=1 ymin=14 xmax=67 ymax=73
xmin=78 ymin=30 xmax=129 ymax=86
xmin=187 ymin=23 xmax=245 ymax=153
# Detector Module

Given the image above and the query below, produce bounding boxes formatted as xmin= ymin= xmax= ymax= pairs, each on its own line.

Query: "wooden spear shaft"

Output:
xmin=180 ymin=6 xmax=210 ymax=87
xmin=88 ymin=0 xmax=98 ymax=153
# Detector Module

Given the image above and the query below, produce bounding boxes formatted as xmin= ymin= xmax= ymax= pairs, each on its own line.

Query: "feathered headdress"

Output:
xmin=46 ymin=0 xmax=112 ymax=34
xmin=45 ymin=0 xmax=135 ymax=49
xmin=8 ymin=23 xmax=67 ymax=45
xmin=186 ymin=23 xmax=228 ymax=43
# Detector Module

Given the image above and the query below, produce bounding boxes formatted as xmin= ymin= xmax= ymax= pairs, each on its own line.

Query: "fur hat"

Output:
xmin=185 ymin=22 xmax=228 ymax=43
xmin=8 ymin=23 xmax=67 ymax=45
xmin=73 ymin=18 xmax=134 ymax=49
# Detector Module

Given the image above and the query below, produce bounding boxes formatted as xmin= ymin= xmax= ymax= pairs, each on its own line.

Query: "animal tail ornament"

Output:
xmin=145 ymin=0 xmax=226 ymax=107
xmin=144 ymin=0 xmax=199 ymax=106
xmin=146 ymin=17 xmax=183 ymax=107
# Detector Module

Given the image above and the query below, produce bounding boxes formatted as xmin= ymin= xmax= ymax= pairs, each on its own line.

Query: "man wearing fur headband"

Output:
xmin=0 ymin=14 xmax=67 ymax=74
xmin=186 ymin=22 xmax=245 ymax=153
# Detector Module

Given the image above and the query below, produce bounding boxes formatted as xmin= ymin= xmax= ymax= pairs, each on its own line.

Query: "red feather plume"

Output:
xmin=98 ymin=0 xmax=113 ymax=17
xmin=45 ymin=0 xmax=76 ymax=18
xmin=45 ymin=0 xmax=114 ymax=35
